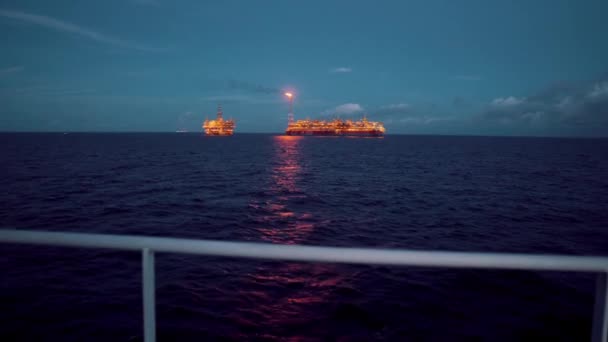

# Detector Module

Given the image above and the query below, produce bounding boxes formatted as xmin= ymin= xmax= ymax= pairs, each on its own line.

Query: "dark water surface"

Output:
xmin=1 ymin=133 xmax=608 ymax=341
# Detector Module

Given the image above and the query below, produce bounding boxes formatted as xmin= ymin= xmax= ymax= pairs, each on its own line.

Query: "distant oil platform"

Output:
xmin=203 ymin=105 xmax=235 ymax=136
xmin=200 ymin=92 xmax=385 ymax=136
xmin=283 ymin=92 xmax=385 ymax=136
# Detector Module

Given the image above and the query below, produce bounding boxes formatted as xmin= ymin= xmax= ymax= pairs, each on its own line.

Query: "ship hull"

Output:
xmin=203 ymin=126 xmax=235 ymax=136
xmin=203 ymin=123 xmax=235 ymax=136
xmin=205 ymin=132 xmax=234 ymax=136
xmin=285 ymin=130 xmax=383 ymax=136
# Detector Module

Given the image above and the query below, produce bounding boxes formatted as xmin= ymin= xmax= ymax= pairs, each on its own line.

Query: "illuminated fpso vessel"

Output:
xmin=285 ymin=117 xmax=385 ymax=136
xmin=203 ymin=105 xmax=235 ymax=136
xmin=282 ymin=92 xmax=385 ymax=136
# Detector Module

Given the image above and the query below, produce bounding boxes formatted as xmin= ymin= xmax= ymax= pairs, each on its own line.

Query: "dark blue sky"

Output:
xmin=1 ymin=0 xmax=607 ymax=135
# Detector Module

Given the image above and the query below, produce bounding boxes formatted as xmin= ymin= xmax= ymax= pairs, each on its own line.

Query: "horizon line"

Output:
xmin=0 ymin=131 xmax=606 ymax=139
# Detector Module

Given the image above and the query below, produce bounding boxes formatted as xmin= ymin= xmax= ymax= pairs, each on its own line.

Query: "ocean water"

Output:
xmin=1 ymin=133 xmax=607 ymax=341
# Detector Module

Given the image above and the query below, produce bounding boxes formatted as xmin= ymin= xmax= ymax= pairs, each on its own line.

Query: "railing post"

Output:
xmin=142 ymin=248 xmax=156 ymax=342
xmin=592 ymin=272 xmax=607 ymax=342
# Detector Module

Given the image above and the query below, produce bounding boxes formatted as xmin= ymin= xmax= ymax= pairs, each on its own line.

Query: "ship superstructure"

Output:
xmin=203 ymin=105 xmax=235 ymax=136
xmin=282 ymin=92 xmax=384 ymax=136
xmin=285 ymin=117 xmax=385 ymax=136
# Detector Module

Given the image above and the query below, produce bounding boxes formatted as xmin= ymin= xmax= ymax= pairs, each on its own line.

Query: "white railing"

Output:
xmin=0 ymin=229 xmax=606 ymax=342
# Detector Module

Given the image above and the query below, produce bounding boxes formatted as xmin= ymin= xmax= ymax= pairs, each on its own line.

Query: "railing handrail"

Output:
xmin=1 ymin=228 xmax=606 ymax=342
xmin=1 ymin=229 xmax=607 ymax=272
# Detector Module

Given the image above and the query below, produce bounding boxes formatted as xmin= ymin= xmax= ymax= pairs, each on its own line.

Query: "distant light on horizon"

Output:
xmin=284 ymin=92 xmax=293 ymax=98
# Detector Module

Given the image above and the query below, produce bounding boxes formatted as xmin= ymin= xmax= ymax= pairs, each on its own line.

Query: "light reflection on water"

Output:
xmin=240 ymin=135 xmax=345 ymax=335
xmin=256 ymin=135 xmax=313 ymax=245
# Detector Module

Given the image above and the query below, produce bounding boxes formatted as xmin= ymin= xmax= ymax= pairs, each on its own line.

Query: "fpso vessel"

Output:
xmin=203 ymin=105 xmax=235 ymax=136
xmin=285 ymin=117 xmax=385 ymax=136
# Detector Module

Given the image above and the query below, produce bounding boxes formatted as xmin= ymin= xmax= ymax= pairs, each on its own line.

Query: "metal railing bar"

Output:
xmin=1 ymin=229 xmax=608 ymax=272
xmin=142 ymin=248 xmax=156 ymax=342
xmin=592 ymin=272 xmax=608 ymax=342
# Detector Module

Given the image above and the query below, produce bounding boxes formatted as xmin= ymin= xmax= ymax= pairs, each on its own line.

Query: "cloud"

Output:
xmin=555 ymin=96 xmax=572 ymax=109
xmin=0 ymin=66 xmax=23 ymax=75
xmin=317 ymin=103 xmax=364 ymax=117
xmin=479 ymin=75 xmax=608 ymax=132
xmin=382 ymin=103 xmax=410 ymax=110
xmin=200 ymin=95 xmax=251 ymax=102
xmin=333 ymin=103 xmax=364 ymax=114
xmin=199 ymin=94 xmax=281 ymax=104
xmin=225 ymin=80 xmax=280 ymax=94
xmin=0 ymin=9 xmax=160 ymax=51
xmin=396 ymin=116 xmax=452 ymax=125
xmin=453 ymin=75 xmax=482 ymax=81
xmin=588 ymin=82 xmax=608 ymax=99
xmin=491 ymin=96 xmax=524 ymax=106
xmin=318 ymin=102 xmax=451 ymax=127
xmin=371 ymin=103 xmax=412 ymax=119
xmin=371 ymin=102 xmax=454 ymax=126
xmin=330 ymin=67 xmax=352 ymax=73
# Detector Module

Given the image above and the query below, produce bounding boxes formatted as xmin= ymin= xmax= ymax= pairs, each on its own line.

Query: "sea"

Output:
xmin=1 ymin=133 xmax=607 ymax=341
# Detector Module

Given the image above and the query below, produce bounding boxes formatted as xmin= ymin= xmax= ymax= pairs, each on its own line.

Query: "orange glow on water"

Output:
xmin=238 ymin=135 xmax=347 ymax=333
xmin=254 ymin=135 xmax=315 ymax=245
